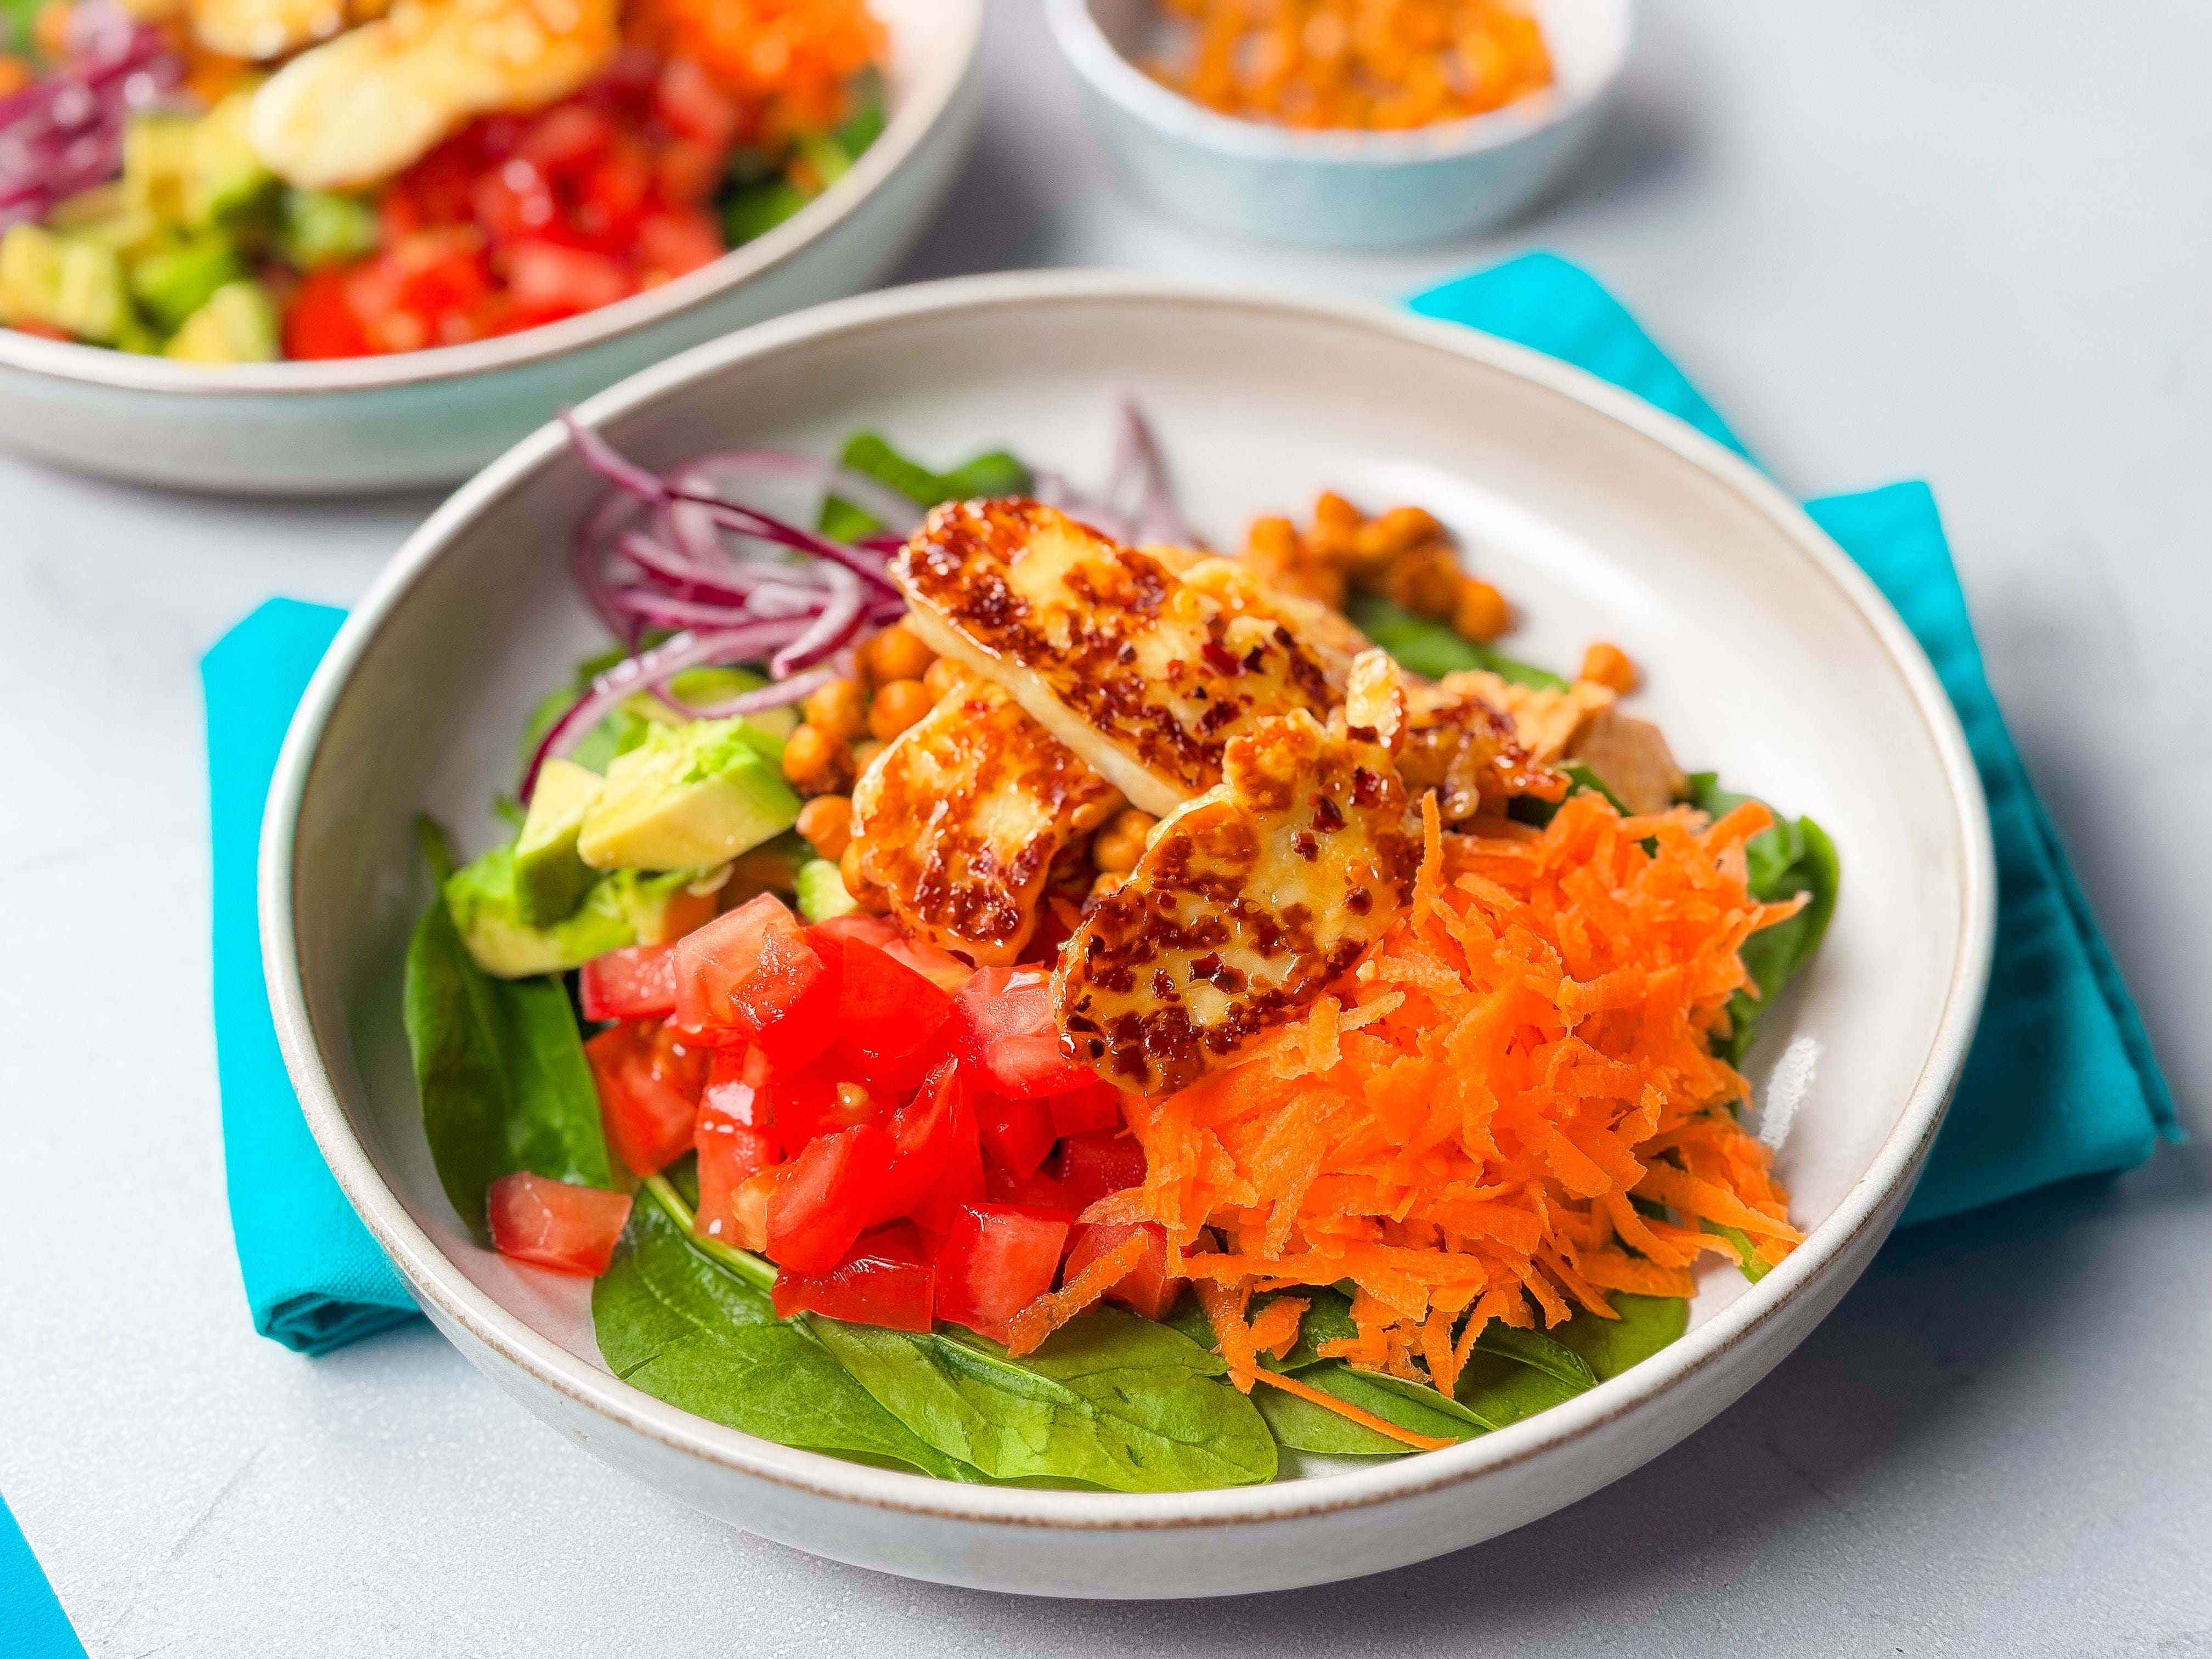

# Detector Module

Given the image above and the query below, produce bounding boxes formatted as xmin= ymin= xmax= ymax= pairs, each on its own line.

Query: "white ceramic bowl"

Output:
xmin=1046 ymin=0 xmax=1632 ymax=249
xmin=263 ymin=272 xmax=1994 ymax=1598
xmin=0 ymin=0 xmax=981 ymax=495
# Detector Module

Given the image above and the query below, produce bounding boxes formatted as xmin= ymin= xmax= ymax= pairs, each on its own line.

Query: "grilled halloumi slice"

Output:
xmin=894 ymin=500 xmax=1349 ymax=819
xmin=1053 ymin=706 xmax=1421 ymax=1096
xmin=247 ymin=0 xmax=616 ymax=190
xmin=1398 ymin=676 xmax=1566 ymax=822
xmin=849 ymin=678 xmax=1123 ymax=966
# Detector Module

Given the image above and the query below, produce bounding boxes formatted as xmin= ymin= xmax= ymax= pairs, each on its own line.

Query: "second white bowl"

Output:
xmin=1047 ymin=0 xmax=1633 ymax=249
xmin=0 ymin=0 xmax=982 ymax=495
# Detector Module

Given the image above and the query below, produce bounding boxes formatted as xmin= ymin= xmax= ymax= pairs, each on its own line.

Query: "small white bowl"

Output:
xmin=1046 ymin=0 xmax=1632 ymax=249
xmin=0 ymin=0 xmax=981 ymax=495
xmin=263 ymin=272 xmax=1994 ymax=1598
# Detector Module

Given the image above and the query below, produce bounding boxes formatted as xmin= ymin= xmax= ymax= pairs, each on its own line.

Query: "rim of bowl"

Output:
xmin=263 ymin=269 xmax=1996 ymax=1532
xmin=1042 ymin=0 xmax=1635 ymax=165
xmin=0 ymin=0 xmax=982 ymax=398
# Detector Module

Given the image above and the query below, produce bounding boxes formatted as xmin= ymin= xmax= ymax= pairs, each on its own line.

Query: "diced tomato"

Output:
xmin=505 ymin=239 xmax=634 ymax=324
xmin=654 ymin=54 xmax=741 ymax=146
xmin=471 ymin=155 xmax=559 ymax=245
xmin=762 ymin=1055 xmax=885 ymax=1149
xmin=579 ymin=943 xmax=678 ymax=1022
xmin=586 ymin=1019 xmax=706 ymax=1177
xmin=1064 ymin=1222 xmax=1182 ymax=1321
xmin=864 ymin=1058 xmax=964 ymax=1228
xmin=839 ymin=939 xmax=955 ymax=1059
xmin=765 ymin=1121 xmax=894 ymax=1274
xmin=283 ymin=266 xmax=373 ymax=359
xmin=653 ymin=140 xmax=725 ymax=208
xmin=981 ymin=1158 xmax=1078 ymax=1216
xmin=487 ymin=1171 xmax=632 ymax=1276
xmin=1056 ymin=1128 xmax=1149 ymax=1213
xmin=700 ymin=1044 xmax=773 ymax=1130
xmin=674 ymin=894 xmax=835 ymax=1069
xmin=518 ymin=101 xmax=617 ymax=172
xmin=811 ymin=915 xmax=974 ymax=994
xmin=636 ymin=207 xmax=725 ymax=281
xmin=974 ymin=1088 xmax=1057 ymax=1181
xmin=1048 ymin=1079 xmax=1123 ymax=1138
xmin=695 ymin=1098 xmax=778 ymax=1245
xmin=771 ymin=1222 xmax=934 ymax=1331
xmin=952 ymin=966 xmax=1097 ymax=1098
xmin=934 ymin=1203 xmax=1072 ymax=1341
xmin=904 ymin=1061 xmax=985 ymax=1237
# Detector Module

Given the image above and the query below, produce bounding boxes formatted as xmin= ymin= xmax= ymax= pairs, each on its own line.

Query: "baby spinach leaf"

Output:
xmin=403 ymin=820 xmax=612 ymax=1241
xmin=1254 ymin=1285 xmax=1359 ymax=1372
xmin=1348 ymin=592 xmax=1568 ymax=689
xmin=1549 ymin=1293 xmax=1690 ymax=1381
xmin=1686 ymin=775 xmax=1841 ymax=1064
xmin=1454 ymin=1327 xmax=1599 ymax=1429
xmin=592 ymin=1194 xmax=981 ymax=1481
xmin=821 ymin=433 xmax=1035 ymax=538
xmin=1253 ymin=1380 xmax=1408 ymax=1457
xmin=812 ymin=1308 xmax=1278 ymax=1492
xmin=1281 ymin=1363 xmax=1494 ymax=1448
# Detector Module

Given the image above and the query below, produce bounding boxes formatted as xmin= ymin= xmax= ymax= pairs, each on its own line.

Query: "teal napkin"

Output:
xmin=1 ymin=1495 xmax=86 ymax=1659
xmin=1413 ymin=253 xmax=2177 ymax=1223
xmin=202 ymin=254 xmax=2175 ymax=1353
xmin=206 ymin=600 xmax=417 ymax=1352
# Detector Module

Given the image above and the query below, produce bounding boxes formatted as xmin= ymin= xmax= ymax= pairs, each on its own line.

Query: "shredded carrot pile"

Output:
xmin=625 ymin=0 xmax=883 ymax=140
xmin=1086 ymin=793 xmax=1806 ymax=1398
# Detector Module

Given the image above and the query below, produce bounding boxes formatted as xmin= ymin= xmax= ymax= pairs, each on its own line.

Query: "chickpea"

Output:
xmin=1380 ymin=544 xmax=1464 ymax=618
xmin=868 ymin=677 xmax=935 ymax=741
xmin=1452 ymin=578 xmax=1509 ymax=643
xmin=795 ymin=794 xmax=855 ymax=862
xmin=0 ymin=55 xmax=29 ymax=98
xmin=801 ymin=676 xmax=867 ymax=743
xmin=780 ymin=721 xmax=848 ymax=793
xmin=1579 ymin=641 xmax=1639 ymax=695
xmin=922 ymin=656 xmax=970 ymax=701
xmin=849 ymin=737 xmax=884 ymax=774
xmin=864 ymin=620 xmax=936 ymax=684
xmin=1091 ymin=808 xmax=1159 ymax=874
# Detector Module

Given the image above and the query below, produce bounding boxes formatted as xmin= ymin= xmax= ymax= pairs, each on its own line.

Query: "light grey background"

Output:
xmin=4 ymin=1 xmax=2207 ymax=1652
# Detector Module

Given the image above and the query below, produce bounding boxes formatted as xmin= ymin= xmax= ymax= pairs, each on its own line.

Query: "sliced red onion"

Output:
xmin=0 ymin=15 xmax=180 ymax=229
xmin=680 ymin=664 xmax=839 ymax=720
xmin=770 ymin=559 xmax=864 ymax=678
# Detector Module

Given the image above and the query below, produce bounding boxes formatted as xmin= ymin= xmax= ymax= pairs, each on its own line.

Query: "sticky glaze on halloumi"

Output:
xmin=893 ymin=500 xmax=1348 ymax=819
xmin=1053 ymin=708 xmax=1420 ymax=1096
xmin=849 ymin=678 xmax=1122 ymax=966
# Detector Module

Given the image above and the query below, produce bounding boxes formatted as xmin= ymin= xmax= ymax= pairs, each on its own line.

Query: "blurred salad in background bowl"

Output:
xmin=0 ymin=0 xmax=980 ymax=491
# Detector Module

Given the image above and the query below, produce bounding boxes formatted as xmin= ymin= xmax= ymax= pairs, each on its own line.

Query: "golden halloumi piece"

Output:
xmin=894 ymin=500 xmax=1348 ymax=819
xmin=247 ymin=0 xmax=616 ymax=190
xmin=191 ymin=0 xmax=388 ymax=64
xmin=1399 ymin=675 xmax=1566 ymax=822
xmin=849 ymin=679 xmax=1123 ymax=967
xmin=1053 ymin=708 xmax=1421 ymax=1095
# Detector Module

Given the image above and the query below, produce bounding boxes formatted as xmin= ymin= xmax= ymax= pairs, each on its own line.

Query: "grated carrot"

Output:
xmin=1005 ymin=1232 xmax=1149 ymax=1356
xmin=1125 ymin=793 xmax=1808 ymax=1393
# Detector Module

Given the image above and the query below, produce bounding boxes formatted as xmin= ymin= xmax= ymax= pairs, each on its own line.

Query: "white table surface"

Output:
xmin=5 ymin=1 xmax=2208 ymax=1651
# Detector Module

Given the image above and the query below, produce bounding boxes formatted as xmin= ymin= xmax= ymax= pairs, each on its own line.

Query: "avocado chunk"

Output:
xmin=279 ymin=188 xmax=379 ymax=269
xmin=166 ymin=279 xmax=280 ymax=363
xmin=123 ymin=92 xmax=273 ymax=231
xmin=444 ymin=844 xmax=725 ymax=978
xmin=795 ymin=858 xmax=859 ymax=923
xmin=513 ymin=758 xmax=603 ymax=927
xmin=578 ymin=716 xmax=802 ymax=873
xmin=0 ymin=225 xmax=128 ymax=343
xmin=131 ymin=233 xmax=244 ymax=332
